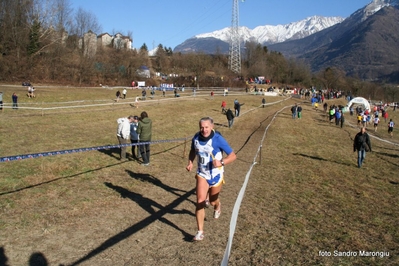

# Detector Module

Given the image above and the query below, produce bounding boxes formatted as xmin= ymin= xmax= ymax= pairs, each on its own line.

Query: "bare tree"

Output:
xmin=71 ymin=7 xmax=101 ymax=37
xmin=53 ymin=0 xmax=73 ymax=32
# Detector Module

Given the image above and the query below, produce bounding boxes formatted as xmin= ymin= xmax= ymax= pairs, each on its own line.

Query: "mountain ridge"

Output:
xmin=173 ymin=0 xmax=399 ymax=82
xmin=174 ymin=16 xmax=344 ymax=54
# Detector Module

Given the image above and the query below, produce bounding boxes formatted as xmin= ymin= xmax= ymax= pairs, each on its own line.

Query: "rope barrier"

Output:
xmin=0 ymin=137 xmax=188 ymax=163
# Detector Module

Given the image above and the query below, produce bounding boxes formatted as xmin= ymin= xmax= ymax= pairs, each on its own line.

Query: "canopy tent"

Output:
xmin=344 ymin=97 xmax=370 ymax=113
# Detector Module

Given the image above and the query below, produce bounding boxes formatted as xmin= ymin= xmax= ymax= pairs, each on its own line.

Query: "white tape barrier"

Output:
xmin=221 ymin=105 xmax=291 ymax=266
xmin=346 ymin=121 xmax=399 ymax=147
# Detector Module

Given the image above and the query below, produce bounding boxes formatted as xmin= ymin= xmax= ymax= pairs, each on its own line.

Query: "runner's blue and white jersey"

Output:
xmin=191 ymin=132 xmax=233 ymax=185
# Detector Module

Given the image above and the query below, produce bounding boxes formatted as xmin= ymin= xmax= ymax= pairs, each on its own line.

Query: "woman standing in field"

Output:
xmin=186 ymin=117 xmax=236 ymax=241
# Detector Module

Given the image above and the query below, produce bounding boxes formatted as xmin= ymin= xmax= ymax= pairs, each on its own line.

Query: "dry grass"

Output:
xmin=0 ymin=84 xmax=398 ymax=265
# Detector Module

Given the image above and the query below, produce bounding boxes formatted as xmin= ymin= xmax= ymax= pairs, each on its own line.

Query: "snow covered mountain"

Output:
xmin=174 ymin=16 xmax=344 ymax=54
xmin=174 ymin=0 xmax=399 ymax=54
xmin=195 ymin=16 xmax=344 ymax=45
xmin=351 ymin=0 xmax=399 ymax=22
xmin=268 ymin=0 xmax=399 ymax=82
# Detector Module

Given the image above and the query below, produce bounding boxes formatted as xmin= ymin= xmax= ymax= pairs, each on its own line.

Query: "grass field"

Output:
xmin=0 ymin=84 xmax=398 ymax=265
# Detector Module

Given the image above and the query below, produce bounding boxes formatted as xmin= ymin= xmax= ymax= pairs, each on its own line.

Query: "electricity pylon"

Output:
xmin=229 ymin=0 xmax=242 ymax=74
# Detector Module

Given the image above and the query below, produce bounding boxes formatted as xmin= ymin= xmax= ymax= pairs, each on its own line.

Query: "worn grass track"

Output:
xmin=0 ymin=85 xmax=398 ymax=265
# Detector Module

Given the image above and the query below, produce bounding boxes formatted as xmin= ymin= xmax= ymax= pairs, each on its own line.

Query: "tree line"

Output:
xmin=0 ymin=0 xmax=397 ymax=102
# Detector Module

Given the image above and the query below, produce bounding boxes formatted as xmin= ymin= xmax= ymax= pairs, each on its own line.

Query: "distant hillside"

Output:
xmin=173 ymin=0 xmax=399 ymax=82
xmin=269 ymin=5 xmax=399 ymax=82
xmin=173 ymin=37 xmax=229 ymax=54
xmin=303 ymin=6 xmax=399 ymax=82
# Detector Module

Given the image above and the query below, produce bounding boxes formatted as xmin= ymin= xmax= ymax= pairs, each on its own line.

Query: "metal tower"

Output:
xmin=229 ymin=0 xmax=241 ymax=74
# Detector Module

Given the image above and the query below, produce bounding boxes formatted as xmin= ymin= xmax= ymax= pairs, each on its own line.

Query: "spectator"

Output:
xmin=12 ymin=92 xmax=18 ymax=109
xmin=297 ymin=104 xmax=302 ymax=119
xmin=226 ymin=108 xmax=234 ymax=128
xmin=27 ymin=86 xmax=35 ymax=98
xmin=130 ymin=116 xmax=140 ymax=160
xmin=115 ymin=90 xmax=121 ymax=102
xmin=383 ymin=109 xmax=388 ymax=122
xmin=353 ymin=127 xmax=372 ymax=168
xmin=221 ymin=101 xmax=227 ymax=114
xmin=340 ymin=111 xmax=345 ymax=128
xmin=134 ymin=97 xmax=139 ymax=108
xmin=335 ymin=109 xmax=342 ymax=126
xmin=262 ymin=98 xmax=266 ymax=108
xmin=234 ymin=99 xmax=241 ymax=117
xmin=117 ymin=115 xmax=134 ymax=161
xmin=122 ymin=88 xmax=127 ymax=99
xmin=323 ymin=102 xmax=328 ymax=113
xmin=388 ymin=119 xmax=394 ymax=137
xmin=291 ymin=103 xmax=298 ymax=119
xmin=0 ymin=91 xmax=3 ymax=111
xmin=137 ymin=111 xmax=152 ymax=166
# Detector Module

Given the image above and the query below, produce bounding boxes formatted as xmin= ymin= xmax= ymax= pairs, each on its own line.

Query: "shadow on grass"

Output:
xmin=0 ymin=161 xmax=124 ymax=196
xmin=98 ymin=147 xmax=120 ymax=160
xmin=126 ymin=170 xmax=195 ymax=204
xmin=151 ymin=141 xmax=189 ymax=159
xmin=98 ymin=140 xmax=190 ymax=161
xmin=293 ymin=153 xmax=353 ymax=167
xmin=0 ymin=247 xmax=47 ymax=266
xmin=373 ymin=151 xmax=399 ymax=169
xmin=373 ymin=144 xmax=399 ymax=152
xmin=67 ymin=183 xmax=195 ymax=265
xmin=214 ymin=122 xmax=228 ymax=128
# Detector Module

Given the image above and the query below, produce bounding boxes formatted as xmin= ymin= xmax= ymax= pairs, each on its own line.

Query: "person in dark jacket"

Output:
xmin=226 ymin=108 xmax=235 ymax=128
xmin=353 ymin=127 xmax=372 ymax=168
xmin=137 ymin=111 xmax=152 ymax=165
xmin=12 ymin=92 xmax=18 ymax=109
xmin=234 ymin=99 xmax=240 ymax=117
xmin=130 ymin=116 xmax=140 ymax=159
xmin=297 ymin=104 xmax=302 ymax=119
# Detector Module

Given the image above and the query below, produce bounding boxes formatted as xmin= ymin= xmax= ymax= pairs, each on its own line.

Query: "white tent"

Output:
xmin=344 ymin=97 xmax=370 ymax=113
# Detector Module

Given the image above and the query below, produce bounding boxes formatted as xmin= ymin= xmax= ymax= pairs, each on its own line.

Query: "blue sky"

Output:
xmin=70 ymin=0 xmax=372 ymax=50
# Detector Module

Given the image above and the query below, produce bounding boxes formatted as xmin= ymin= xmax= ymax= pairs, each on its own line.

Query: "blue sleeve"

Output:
xmin=215 ymin=135 xmax=233 ymax=155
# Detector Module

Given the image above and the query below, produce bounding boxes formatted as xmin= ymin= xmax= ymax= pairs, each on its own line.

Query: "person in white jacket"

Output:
xmin=117 ymin=115 xmax=134 ymax=160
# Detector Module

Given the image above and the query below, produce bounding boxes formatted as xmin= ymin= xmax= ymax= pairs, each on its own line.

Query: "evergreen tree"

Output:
xmin=28 ymin=20 xmax=41 ymax=56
